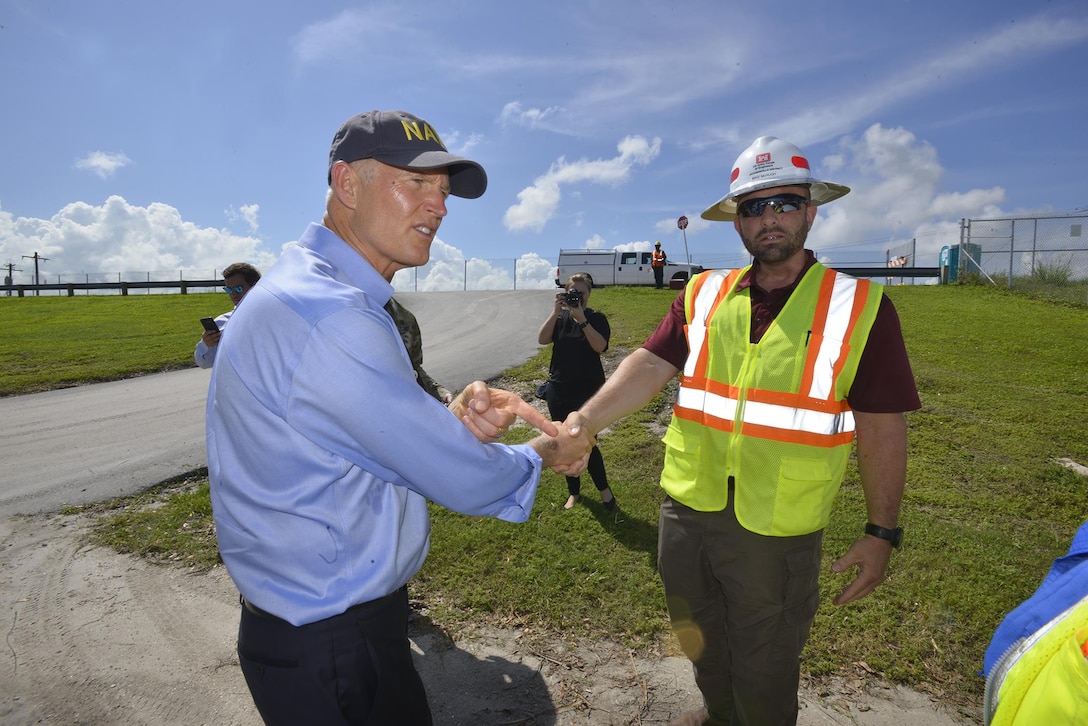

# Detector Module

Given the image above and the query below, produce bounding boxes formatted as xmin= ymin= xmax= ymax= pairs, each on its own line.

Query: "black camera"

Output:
xmin=564 ymin=289 xmax=584 ymax=307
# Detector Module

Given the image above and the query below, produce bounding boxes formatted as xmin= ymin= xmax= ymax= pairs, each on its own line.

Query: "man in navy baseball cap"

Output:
xmin=209 ymin=107 xmax=591 ymax=725
xmin=328 ymin=109 xmax=487 ymax=199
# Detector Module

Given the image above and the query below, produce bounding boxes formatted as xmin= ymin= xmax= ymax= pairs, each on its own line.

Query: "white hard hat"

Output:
xmin=700 ymin=136 xmax=850 ymax=221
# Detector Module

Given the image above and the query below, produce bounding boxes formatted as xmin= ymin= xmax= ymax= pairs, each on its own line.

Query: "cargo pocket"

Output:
xmin=781 ymin=545 xmax=821 ymax=626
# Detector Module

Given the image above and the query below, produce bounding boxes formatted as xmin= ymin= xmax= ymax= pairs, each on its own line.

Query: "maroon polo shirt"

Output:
xmin=642 ymin=251 xmax=921 ymax=414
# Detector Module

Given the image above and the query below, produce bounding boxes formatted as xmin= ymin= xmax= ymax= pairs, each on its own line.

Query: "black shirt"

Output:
xmin=548 ymin=308 xmax=610 ymax=386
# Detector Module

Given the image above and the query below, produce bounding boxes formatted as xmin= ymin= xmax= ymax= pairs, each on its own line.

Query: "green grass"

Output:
xmin=0 ymin=293 xmax=228 ymax=395
xmin=5 ymin=283 xmax=1087 ymax=711
xmin=79 ymin=473 xmax=221 ymax=570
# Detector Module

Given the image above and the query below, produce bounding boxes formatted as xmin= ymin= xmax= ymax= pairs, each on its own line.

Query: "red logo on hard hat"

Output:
xmin=791 ymin=155 xmax=810 ymax=170
xmin=756 ymin=153 xmax=771 ymax=164
xmin=730 ymin=167 xmax=740 ymax=183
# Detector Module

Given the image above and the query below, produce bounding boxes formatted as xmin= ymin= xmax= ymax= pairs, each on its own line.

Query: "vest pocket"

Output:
xmin=661 ymin=422 xmax=721 ymax=508
xmin=773 ymin=457 xmax=833 ymax=535
xmin=662 ymin=423 xmax=700 ymax=475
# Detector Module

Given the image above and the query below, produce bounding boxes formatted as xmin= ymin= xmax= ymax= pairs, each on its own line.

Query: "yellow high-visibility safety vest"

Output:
xmin=660 ymin=264 xmax=883 ymax=536
xmin=985 ymin=594 xmax=1088 ymax=725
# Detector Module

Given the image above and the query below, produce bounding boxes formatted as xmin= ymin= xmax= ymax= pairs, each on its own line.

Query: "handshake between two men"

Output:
xmin=449 ymin=381 xmax=593 ymax=475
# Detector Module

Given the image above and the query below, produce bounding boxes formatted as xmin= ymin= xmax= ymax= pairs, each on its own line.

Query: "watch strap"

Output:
xmin=865 ymin=523 xmax=903 ymax=548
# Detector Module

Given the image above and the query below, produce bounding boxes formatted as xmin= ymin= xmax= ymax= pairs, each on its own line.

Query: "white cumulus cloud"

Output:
xmin=504 ymin=135 xmax=662 ymax=233
xmin=499 ymin=101 xmax=565 ymax=130
xmin=0 ymin=196 xmax=277 ymax=282
xmin=226 ymin=203 xmax=261 ymax=235
xmin=807 ymin=124 xmax=1007 ymax=261
xmin=74 ymin=151 xmax=132 ymax=180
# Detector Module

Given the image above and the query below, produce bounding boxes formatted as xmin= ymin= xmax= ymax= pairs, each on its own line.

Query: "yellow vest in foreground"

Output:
xmin=661 ymin=264 xmax=882 ymax=536
xmin=987 ymin=595 xmax=1088 ymax=725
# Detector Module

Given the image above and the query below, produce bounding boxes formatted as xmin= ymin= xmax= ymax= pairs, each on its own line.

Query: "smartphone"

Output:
xmin=200 ymin=317 xmax=219 ymax=332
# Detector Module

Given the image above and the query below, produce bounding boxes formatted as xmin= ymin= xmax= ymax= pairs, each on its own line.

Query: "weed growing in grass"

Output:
xmin=85 ymin=472 xmax=221 ymax=570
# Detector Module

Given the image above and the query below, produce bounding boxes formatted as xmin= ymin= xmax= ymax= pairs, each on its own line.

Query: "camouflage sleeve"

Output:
xmin=416 ymin=366 xmax=453 ymax=403
xmin=385 ymin=297 xmax=451 ymax=403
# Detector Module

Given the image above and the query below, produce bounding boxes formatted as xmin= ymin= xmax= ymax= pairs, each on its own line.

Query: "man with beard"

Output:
xmin=565 ymin=137 xmax=920 ymax=725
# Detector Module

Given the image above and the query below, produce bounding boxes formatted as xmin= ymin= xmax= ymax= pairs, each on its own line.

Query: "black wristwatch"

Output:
xmin=578 ymin=320 xmax=589 ymax=329
xmin=865 ymin=523 xmax=904 ymax=548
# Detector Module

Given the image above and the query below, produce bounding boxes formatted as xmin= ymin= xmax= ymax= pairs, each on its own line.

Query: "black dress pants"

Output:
xmin=236 ymin=585 xmax=432 ymax=725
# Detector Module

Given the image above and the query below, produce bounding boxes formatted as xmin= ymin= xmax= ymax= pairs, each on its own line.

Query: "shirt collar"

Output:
xmin=297 ymin=223 xmax=394 ymax=307
xmin=736 ymin=249 xmax=817 ymax=293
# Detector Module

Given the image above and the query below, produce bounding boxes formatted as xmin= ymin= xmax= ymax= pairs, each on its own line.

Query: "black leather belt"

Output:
xmin=239 ymin=593 xmax=393 ymax=626
xmin=240 ymin=595 xmax=290 ymax=624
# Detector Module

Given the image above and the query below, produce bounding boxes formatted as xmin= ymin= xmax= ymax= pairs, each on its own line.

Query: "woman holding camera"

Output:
xmin=537 ymin=273 xmax=614 ymax=510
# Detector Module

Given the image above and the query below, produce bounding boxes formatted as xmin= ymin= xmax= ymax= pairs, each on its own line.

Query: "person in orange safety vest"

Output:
xmin=562 ymin=135 xmax=920 ymax=726
xmin=651 ymin=240 xmax=667 ymax=288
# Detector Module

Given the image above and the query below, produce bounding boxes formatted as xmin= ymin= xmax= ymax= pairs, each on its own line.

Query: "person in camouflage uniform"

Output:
xmin=384 ymin=297 xmax=453 ymax=404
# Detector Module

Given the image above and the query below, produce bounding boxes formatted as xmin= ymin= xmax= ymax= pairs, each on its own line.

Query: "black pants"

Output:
xmin=653 ymin=266 xmax=664 ymax=288
xmin=546 ymin=380 xmax=609 ymax=496
xmin=236 ymin=586 xmax=432 ymax=725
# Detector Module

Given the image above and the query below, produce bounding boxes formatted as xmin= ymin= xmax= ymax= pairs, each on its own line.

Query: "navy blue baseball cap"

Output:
xmin=328 ymin=110 xmax=487 ymax=199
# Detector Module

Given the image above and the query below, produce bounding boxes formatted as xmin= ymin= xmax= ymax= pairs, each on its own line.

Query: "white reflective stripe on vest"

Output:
xmin=676 ymin=387 xmax=855 ymax=436
xmin=683 ymin=324 xmax=708 ymax=378
xmin=691 ymin=269 xmax=730 ymax=326
xmin=682 ymin=269 xmax=738 ymax=378
xmin=678 ymin=265 xmax=864 ymax=437
xmin=806 ymin=273 xmax=862 ymax=400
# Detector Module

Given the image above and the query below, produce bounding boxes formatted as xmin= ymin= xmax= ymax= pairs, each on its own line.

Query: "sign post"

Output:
xmin=677 ymin=216 xmax=691 ymax=264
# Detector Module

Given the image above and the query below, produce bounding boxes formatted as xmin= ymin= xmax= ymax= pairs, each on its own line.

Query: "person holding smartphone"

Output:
xmin=537 ymin=272 xmax=614 ymax=510
xmin=194 ymin=262 xmax=261 ymax=369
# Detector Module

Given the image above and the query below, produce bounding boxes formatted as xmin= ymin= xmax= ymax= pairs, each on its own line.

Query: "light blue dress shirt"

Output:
xmin=206 ymin=223 xmax=542 ymax=626
xmin=194 ymin=309 xmax=233 ymax=369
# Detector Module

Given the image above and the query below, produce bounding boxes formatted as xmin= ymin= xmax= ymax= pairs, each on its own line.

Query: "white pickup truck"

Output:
xmin=555 ymin=249 xmax=704 ymax=288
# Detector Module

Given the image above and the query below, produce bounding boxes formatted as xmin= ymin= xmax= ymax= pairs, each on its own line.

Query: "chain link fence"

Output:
xmin=956 ymin=213 xmax=1088 ymax=304
xmin=17 ymin=218 xmax=1086 ymax=299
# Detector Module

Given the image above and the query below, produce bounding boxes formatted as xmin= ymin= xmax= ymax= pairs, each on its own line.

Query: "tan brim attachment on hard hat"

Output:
xmin=700 ymin=181 xmax=851 ymax=221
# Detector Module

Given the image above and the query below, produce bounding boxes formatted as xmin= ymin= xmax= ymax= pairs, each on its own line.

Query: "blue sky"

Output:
xmin=2 ymin=0 xmax=1086 ymax=290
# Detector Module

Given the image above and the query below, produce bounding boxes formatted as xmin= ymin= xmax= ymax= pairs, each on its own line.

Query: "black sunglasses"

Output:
xmin=736 ymin=194 xmax=809 ymax=218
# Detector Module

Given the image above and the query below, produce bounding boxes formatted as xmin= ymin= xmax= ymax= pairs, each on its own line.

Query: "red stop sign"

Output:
xmin=677 ymin=215 xmax=688 ymax=230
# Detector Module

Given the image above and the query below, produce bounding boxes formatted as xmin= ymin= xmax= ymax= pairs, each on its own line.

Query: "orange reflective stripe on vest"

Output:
xmin=661 ymin=264 xmax=882 ymax=531
xmin=676 ymin=266 xmax=871 ymax=448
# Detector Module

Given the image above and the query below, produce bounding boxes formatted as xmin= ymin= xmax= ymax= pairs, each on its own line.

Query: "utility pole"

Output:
xmin=4 ymin=261 xmax=22 ymax=296
xmin=22 ymin=252 xmax=50 ymax=297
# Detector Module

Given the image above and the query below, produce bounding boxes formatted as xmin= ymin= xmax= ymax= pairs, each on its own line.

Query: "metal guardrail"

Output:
xmin=0 ymin=280 xmax=224 ymax=297
xmin=828 ymin=266 xmax=940 ymax=278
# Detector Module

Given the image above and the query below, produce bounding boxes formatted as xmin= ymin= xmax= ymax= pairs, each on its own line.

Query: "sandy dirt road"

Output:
xmin=0 ymin=512 xmax=977 ymax=725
